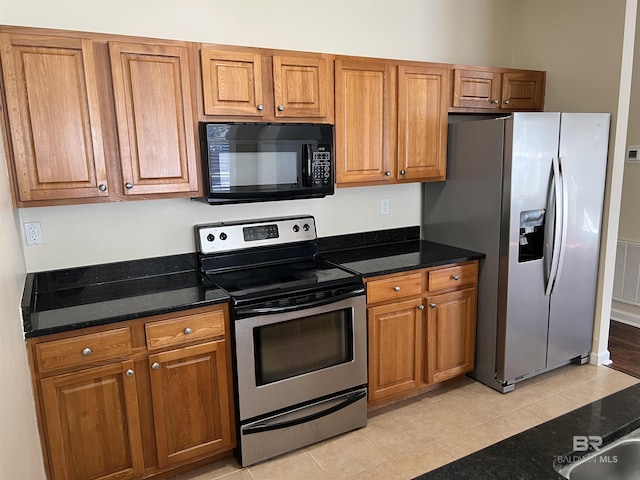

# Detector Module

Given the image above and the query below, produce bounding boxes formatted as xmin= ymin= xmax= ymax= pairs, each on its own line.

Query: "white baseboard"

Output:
xmin=590 ymin=350 xmax=612 ymax=366
xmin=610 ymin=307 xmax=640 ymax=328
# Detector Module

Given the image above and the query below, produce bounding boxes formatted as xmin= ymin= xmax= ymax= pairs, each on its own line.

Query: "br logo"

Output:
xmin=573 ymin=435 xmax=603 ymax=451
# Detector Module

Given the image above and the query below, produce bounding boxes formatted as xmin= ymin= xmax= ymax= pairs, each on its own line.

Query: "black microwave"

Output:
xmin=199 ymin=123 xmax=334 ymax=204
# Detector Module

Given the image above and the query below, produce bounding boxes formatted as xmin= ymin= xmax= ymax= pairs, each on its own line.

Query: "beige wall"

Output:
xmin=0 ymin=136 xmax=45 ymax=477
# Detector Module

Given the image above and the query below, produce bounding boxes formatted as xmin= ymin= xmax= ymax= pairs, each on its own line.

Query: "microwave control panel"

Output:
xmin=312 ymin=150 xmax=332 ymax=185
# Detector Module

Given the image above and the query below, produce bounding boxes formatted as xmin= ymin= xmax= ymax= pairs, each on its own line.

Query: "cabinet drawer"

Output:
xmin=34 ymin=327 xmax=133 ymax=374
xmin=145 ymin=309 xmax=225 ymax=351
xmin=367 ymin=273 xmax=422 ymax=304
xmin=427 ymin=263 xmax=478 ymax=291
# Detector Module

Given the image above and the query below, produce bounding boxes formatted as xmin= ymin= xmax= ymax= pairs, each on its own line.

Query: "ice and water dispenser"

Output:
xmin=519 ymin=209 xmax=545 ymax=262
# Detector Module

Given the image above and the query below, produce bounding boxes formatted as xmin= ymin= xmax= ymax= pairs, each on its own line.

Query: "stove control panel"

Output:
xmin=196 ymin=216 xmax=317 ymax=254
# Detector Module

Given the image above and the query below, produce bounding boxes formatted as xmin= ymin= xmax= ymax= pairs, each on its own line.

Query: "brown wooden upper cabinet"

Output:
xmin=451 ymin=66 xmax=545 ymax=112
xmin=199 ymin=46 xmax=334 ymax=123
xmin=0 ymin=32 xmax=110 ymax=203
xmin=109 ymin=42 xmax=199 ymax=196
xmin=335 ymin=57 xmax=448 ymax=186
xmin=0 ymin=27 xmax=200 ymax=207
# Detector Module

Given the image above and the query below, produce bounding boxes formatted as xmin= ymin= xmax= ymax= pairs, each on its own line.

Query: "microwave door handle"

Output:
xmin=242 ymin=390 xmax=366 ymax=435
xmin=304 ymin=144 xmax=312 ymax=187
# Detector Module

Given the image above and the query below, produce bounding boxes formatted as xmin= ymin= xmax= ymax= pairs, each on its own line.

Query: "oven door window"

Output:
xmin=209 ymin=141 xmax=306 ymax=192
xmin=253 ymin=308 xmax=353 ymax=386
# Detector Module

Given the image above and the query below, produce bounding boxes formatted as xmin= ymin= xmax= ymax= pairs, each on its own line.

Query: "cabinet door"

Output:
xmin=368 ymin=298 xmax=424 ymax=402
xmin=272 ymin=54 xmax=330 ymax=119
xmin=335 ymin=59 xmax=395 ymax=185
xmin=425 ymin=287 xmax=477 ymax=384
xmin=0 ymin=33 xmax=109 ymax=202
xmin=501 ymin=71 xmax=545 ymax=110
xmin=200 ymin=49 xmax=264 ymax=117
xmin=397 ymin=65 xmax=448 ymax=181
xmin=40 ymin=361 xmax=144 ymax=480
xmin=452 ymin=68 xmax=502 ymax=110
xmin=109 ymin=42 xmax=198 ymax=195
xmin=148 ymin=341 xmax=233 ymax=467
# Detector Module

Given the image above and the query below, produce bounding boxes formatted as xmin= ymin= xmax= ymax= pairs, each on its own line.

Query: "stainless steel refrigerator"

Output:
xmin=423 ymin=112 xmax=610 ymax=393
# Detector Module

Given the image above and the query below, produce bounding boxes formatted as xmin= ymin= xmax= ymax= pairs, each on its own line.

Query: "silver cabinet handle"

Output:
xmin=504 ymin=99 xmax=510 ymax=105
xmin=277 ymin=105 xmax=284 ymax=111
xmin=417 ymin=305 xmax=425 ymax=311
xmin=151 ymin=362 xmax=160 ymax=370
xmin=452 ymin=275 xmax=460 ymax=281
xmin=400 ymin=170 xmax=406 ymax=175
xmin=385 ymin=171 xmax=391 ymax=176
xmin=82 ymin=347 xmax=92 ymax=356
xmin=184 ymin=327 xmax=192 ymax=335
xmin=98 ymin=184 xmax=107 ymax=192
xmin=393 ymin=286 xmax=401 ymax=292
xmin=492 ymin=99 xmax=499 ymax=104
xmin=429 ymin=303 xmax=436 ymax=308
xmin=257 ymin=104 xmax=264 ymax=111
xmin=125 ymin=369 xmax=134 ymax=377
xmin=125 ymin=182 xmax=133 ymax=189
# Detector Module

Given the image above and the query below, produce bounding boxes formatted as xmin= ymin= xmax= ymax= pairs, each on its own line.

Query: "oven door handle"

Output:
xmin=242 ymin=389 xmax=366 ymax=435
xmin=239 ymin=287 xmax=365 ymax=316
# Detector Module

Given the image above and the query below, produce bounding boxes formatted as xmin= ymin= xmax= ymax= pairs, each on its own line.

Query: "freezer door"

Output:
xmin=497 ymin=112 xmax=560 ymax=382
xmin=546 ymin=113 xmax=610 ymax=367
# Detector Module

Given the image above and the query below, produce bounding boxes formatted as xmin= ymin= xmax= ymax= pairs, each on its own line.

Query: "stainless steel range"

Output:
xmin=195 ymin=215 xmax=368 ymax=466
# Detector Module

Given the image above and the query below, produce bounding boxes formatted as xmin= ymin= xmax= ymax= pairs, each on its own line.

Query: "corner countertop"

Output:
xmin=318 ymin=226 xmax=485 ymax=277
xmin=22 ymin=253 xmax=229 ymax=338
xmin=21 ymin=226 xmax=485 ymax=338
xmin=413 ymin=382 xmax=640 ymax=480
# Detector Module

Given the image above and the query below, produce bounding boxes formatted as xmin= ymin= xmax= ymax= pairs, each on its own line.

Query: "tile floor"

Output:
xmin=176 ymin=364 xmax=639 ymax=480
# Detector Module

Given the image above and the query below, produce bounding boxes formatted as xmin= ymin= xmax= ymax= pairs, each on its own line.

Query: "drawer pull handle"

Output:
xmin=393 ymin=286 xmax=401 ymax=292
xmin=82 ymin=347 xmax=92 ymax=356
xmin=429 ymin=303 xmax=436 ymax=309
xmin=452 ymin=275 xmax=460 ymax=281
xmin=125 ymin=369 xmax=134 ymax=377
xmin=417 ymin=305 xmax=425 ymax=311
xmin=184 ymin=327 xmax=193 ymax=335
xmin=151 ymin=362 xmax=160 ymax=370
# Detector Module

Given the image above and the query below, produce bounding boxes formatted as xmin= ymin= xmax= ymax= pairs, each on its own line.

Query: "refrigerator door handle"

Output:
xmin=545 ymin=156 xmax=563 ymax=296
xmin=554 ymin=156 xmax=569 ymax=288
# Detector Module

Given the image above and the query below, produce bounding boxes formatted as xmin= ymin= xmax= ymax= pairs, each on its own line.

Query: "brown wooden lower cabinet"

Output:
xmin=28 ymin=304 xmax=235 ymax=480
xmin=148 ymin=341 xmax=233 ymax=468
xmin=40 ymin=361 xmax=144 ymax=480
xmin=366 ymin=261 xmax=478 ymax=408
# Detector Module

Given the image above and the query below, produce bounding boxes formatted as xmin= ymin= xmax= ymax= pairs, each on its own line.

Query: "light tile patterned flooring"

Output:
xmin=177 ymin=365 xmax=639 ymax=480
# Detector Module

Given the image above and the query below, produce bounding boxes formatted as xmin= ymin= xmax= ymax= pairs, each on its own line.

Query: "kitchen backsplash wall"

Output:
xmin=19 ymin=183 xmax=422 ymax=272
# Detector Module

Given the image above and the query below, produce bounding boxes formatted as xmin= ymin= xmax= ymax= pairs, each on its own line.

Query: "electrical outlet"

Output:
xmin=380 ymin=198 xmax=390 ymax=215
xmin=24 ymin=222 xmax=43 ymax=246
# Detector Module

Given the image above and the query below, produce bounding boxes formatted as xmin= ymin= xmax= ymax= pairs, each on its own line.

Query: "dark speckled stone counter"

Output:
xmin=318 ymin=226 xmax=485 ymax=277
xmin=414 ymin=383 xmax=640 ymax=480
xmin=22 ymin=253 xmax=228 ymax=338
xmin=22 ymin=226 xmax=484 ymax=338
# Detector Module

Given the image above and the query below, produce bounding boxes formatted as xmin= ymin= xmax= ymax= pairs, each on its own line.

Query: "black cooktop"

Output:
xmin=205 ymin=257 xmax=360 ymax=300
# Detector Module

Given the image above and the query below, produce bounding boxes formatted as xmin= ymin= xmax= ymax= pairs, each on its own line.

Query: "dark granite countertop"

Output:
xmin=22 ymin=226 xmax=485 ymax=338
xmin=22 ymin=253 xmax=229 ymax=338
xmin=414 ymin=383 xmax=640 ymax=480
xmin=318 ymin=226 xmax=485 ymax=277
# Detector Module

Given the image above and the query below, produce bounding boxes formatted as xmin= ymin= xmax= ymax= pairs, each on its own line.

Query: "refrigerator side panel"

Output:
xmin=546 ymin=113 xmax=610 ymax=366
xmin=498 ymin=112 xmax=560 ymax=383
xmin=423 ymin=118 xmax=506 ymax=389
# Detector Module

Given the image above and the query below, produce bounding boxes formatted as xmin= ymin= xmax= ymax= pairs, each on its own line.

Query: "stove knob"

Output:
xmin=303 ymin=223 xmax=310 ymax=232
xmin=206 ymin=234 xmax=215 ymax=242
xmin=293 ymin=225 xmax=300 ymax=233
xmin=219 ymin=232 xmax=228 ymax=241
